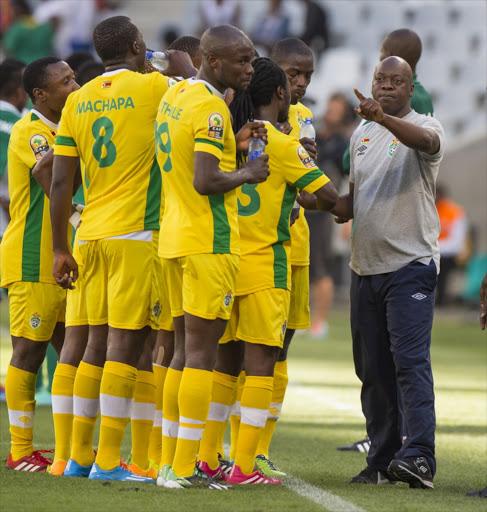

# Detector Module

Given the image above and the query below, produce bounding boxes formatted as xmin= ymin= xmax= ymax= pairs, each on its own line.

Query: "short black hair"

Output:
xmin=0 ymin=58 xmax=26 ymax=97
xmin=93 ymin=16 xmax=139 ymax=63
xmin=65 ymin=51 xmax=94 ymax=73
xmin=76 ymin=60 xmax=105 ymax=87
xmin=270 ymin=37 xmax=313 ymax=64
xmin=23 ymin=56 xmax=62 ymax=103
xmin=168 ymin=36 xmax=200 ymax=60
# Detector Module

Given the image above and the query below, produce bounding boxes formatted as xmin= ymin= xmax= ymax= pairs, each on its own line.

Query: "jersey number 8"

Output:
xmin=91 ymin=117 xmax=117 ymax=167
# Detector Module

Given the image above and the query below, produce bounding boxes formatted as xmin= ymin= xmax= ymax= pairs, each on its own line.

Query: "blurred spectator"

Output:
xmin=305 ymin=93 xmax=358 ymax=339
xmin=34 ymin=0 xmax=96 ymax=57
xmin=160 ymin=25 xmax=180 ymax=49
xmin=0 ymin=58 xmax=28 ymax=239
xmin=198 ymin=0 xmax=240 ymax=35
xmin=435 ymin=183 xmax=469 ymax=306
xmin=1 ymin=0 xmax=15 ymax=33
xmin=3 ymin=0 xmax=54 ymax=63
xmin=299 ymin=0 xmax=330 ymax=58
xmin=252 ymin=0 xmax=290 ymax=54
xmin=65 ymin=50 xmax=95 ymax=73
xmin=76 ymin=59 xmax=105 ymax=86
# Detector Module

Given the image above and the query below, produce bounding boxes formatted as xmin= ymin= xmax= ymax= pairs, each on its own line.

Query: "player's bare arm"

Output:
xmin=33 ymin=147 xmax=82 ymax=199
xmin=234 ymin=121 xmax=268 ymax=151
xmin=163 ymin=49 xmax=198 ymax=78
xmin=50 ymin=154 xmax=79 ymax=289
xmin=354 ymin=88 xmax=440 ymax=155
xmin=296 ymin=181 xmax=338 ymax=213
xmin=193 ymin=151 xmax=269 ymax=195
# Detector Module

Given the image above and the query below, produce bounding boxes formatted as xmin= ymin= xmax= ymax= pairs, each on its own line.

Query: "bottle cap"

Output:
xmin=145 ymin=50 xmax=153 ymax=59
xmin=305 ymin=117 xmax=312 ymax=123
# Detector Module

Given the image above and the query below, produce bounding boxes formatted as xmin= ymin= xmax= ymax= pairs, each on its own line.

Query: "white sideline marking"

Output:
xmin=285 ymin=476 xmax=366 ymax=512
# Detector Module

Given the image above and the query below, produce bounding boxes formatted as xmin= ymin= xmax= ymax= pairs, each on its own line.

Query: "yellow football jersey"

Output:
xmin=288 ymin=102 xmax=313 ymax=266
xmin=54 ymin=69 xmax=169 ymax=240
xmin=236 ymin=122 xmax=329 ymax=296
xmin=1 ymin=110 xmax=65 ymax=287
xmin=156 ymin=78 xmax=239 ymax=258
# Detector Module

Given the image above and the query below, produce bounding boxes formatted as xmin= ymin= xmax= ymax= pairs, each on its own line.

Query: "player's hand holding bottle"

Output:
xmin=241 ymin=153 xmax=270 ymax=184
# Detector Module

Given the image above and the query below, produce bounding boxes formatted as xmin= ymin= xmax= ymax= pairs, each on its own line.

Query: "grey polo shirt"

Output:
xmin=349 ymin=109 xmax=445 ymax=276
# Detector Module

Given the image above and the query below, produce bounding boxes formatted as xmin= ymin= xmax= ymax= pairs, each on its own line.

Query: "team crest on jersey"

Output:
xmin=357 ymin=137 xmax=370 ymax=156
xmin=296 ymin=111 xmax=305 ymax=128
xmin=30 ymin=134 xmax=49 ymax=161
xmin=101 ymin=81 xmax=112 ymax=89
xmin=388 ymin=139 xmax=399 ymax=157
xmin=30 ymin=313 xmax=41 ymax=329
xmin=297 ymin=145 xmax=315 ymax=168
xmin=208 ymin=113 xmax=224 ymax=140
xmin=223 ymin=290 xmax=233 ymax=307
xmin=152 ymin=301 xmax=161 ymax=318
xmin=281 ymin=320 xmax=288 ymax=335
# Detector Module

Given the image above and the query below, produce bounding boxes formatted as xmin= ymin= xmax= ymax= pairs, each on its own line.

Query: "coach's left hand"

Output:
xmin=354 ymin=88 xmax=384 ymax=123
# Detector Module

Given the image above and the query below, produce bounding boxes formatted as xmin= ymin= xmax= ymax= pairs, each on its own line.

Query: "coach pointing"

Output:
xmin=317 ymin=56 xmax=444 ymax=488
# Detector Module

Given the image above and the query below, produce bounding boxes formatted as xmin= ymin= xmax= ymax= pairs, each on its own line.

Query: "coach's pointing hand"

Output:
xmin=354 ymin=88 xmax=384 ymax=123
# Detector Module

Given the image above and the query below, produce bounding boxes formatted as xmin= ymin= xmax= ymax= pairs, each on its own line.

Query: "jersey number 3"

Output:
xmin=238 ymin=184 xmax=260 ymax=216
xmin=92 ymin=117 xmax=117 ymax=167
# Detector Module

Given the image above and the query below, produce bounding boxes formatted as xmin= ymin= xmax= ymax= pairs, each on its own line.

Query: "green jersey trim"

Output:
xmin=205 ymin=85 xmax=213 ymax=95
xmin=21 ymin=168 xmax=44 ymax=281
xmin=55 ymin=135 xmax=77 ymax=147
xmin=144 ymin=156 xmax=162 ymax=230
xmin=195 ymin=137 xmax=224 ymax=151
xmin=272 ymin=184 xmax=296 ymax=289
xmin=31 ymin=113 xmax=40 ymax=122
xmin=208 ymin=195 xmax=231 ymax=254
xmin=293 ymin=169 xmax=324 ymax=190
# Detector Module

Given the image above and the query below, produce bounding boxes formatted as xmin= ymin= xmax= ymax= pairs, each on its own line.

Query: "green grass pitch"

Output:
xmin=0 ymin=306 xmax=486 ymax=512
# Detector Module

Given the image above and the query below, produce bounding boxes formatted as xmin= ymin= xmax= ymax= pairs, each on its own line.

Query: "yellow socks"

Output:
xmin=51 ymin=363 xmax=77 ymax=462
xmin=229 ymin=371 xmax=245 ymax=461
xmin=130 ymin=370 xmax=156 ymax=470
xmin=172 ymin=367 xmax=213 ymax=477
xmin=148 ymin=364 xmax=167 ymax=467
xmin=71 ymin=361 xmax=102 ymax=466
xmin=6 ymin=365 xmax=36 ymax=460
xmin=256 ymin=359 xmax=288 ymax=457
xmin=234 ymin=375 xmax=273 ymax=475
xmin=161 ymin=368 xmax=182 ymax=468
xmin=198 ymin=371 xmax=238 ymax=469
xmin=95 ymin=361 xmax=137 ymax=471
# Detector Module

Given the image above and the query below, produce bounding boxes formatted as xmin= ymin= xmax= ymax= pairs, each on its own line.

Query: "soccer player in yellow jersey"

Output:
xmin=0 ymin=56 xmax=79 ymax=472
xmin=154 ymin=25 xmax=269 ymax=489
xmin=231 ymin=37 xmax=317 ymax=474
xmin=197 ymin=57 xmax=337 ymax=485
xmin=50 ymin=16 xmax=196 ymax=483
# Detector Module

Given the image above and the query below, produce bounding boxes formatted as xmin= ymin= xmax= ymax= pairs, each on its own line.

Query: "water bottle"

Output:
xmin=248 ymin=137 xmax=266 ymax=161
xmin=299 ymin=117 xmax=316 ymax=141
xmin=146 ymin=50 xmax=168 ymax=71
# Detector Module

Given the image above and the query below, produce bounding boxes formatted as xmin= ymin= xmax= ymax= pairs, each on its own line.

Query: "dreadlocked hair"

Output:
xmin=229 ymin=57 xmax=287 ymax=167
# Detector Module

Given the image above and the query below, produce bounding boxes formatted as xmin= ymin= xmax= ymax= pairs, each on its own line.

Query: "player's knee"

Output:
xmin=10 ymin=337 xmax=49 ymax=373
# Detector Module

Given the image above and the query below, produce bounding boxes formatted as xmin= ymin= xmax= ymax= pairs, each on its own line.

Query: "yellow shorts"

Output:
xmin=288 ymin=265 xmax=311 ymax=330
xmin=79 ymin=236 xmax=161 ymax=330
xmin=150 ymin=232 xmax=163 ymax=331
xmin=220 ymin=288 xmax=290 ymax=348
xmin=65 ymin=235 xmax=88 ymax=327
xmin=159 ymin=256 xmax=174 ymax=331
xmin=162 ymin=253 xmax=239 ymax=320
xmin=8 ymin=281 xmax=66 ymax=341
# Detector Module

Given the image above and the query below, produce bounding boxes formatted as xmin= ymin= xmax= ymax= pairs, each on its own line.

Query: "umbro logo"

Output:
xmin=419 ymin=466 xmax=428 ymax=474
xmin=357 ymin=144 xmax=368 ymax=156
xmin=412 ymin=293 xmax=427 ymax=300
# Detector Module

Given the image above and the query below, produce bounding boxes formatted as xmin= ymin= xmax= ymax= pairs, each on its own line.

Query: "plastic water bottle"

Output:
xmin=299 ymin=117 xmax=316 ymax=141
xmin=146 ymin=50 xmax=168 ymax=71
xmin=248 ymin=137 xmax=266 ymax=161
